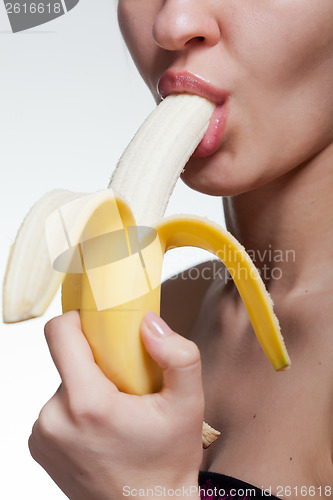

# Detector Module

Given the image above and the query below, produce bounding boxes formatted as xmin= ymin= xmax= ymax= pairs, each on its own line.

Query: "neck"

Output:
xmin=223 ymin=144 xmax=333 ymax=295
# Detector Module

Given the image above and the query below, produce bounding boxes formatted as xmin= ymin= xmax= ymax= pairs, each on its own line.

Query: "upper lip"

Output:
xmin=157 ymin=70 xmax=228 ymax=104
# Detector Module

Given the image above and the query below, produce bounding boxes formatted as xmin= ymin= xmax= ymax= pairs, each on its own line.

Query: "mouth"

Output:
xmin=157 ymin=70 xmax=229 ymax=158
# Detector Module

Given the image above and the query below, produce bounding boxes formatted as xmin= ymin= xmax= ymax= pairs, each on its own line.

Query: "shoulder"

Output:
xmin=160 ymin=259 xmax=225 ymax=338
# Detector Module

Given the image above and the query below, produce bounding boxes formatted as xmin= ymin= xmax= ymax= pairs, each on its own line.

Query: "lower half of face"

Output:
xmin=182 ymin=72 xmax=333 ymax=196
xmin=118 ymin=0 xmax=333 ymax=197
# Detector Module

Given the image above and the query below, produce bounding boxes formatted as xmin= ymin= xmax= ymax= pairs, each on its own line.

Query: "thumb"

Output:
xmin=141 ymin=311 xmax=203 ymax=404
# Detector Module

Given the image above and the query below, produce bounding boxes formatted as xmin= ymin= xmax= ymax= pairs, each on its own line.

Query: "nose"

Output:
xmin=152 ymin=0 xmax=221 ymax=51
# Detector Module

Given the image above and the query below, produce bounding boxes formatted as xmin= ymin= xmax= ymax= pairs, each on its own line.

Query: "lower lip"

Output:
xmin=192 ymin=103 xmax=228 ymax=158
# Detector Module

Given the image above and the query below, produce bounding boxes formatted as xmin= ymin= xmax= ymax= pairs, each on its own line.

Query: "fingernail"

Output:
xmin=142 ymin=311 xmax=172 ymax=337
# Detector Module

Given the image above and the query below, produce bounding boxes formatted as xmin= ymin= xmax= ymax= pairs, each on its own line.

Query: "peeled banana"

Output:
xmin=3 ymin=94 xmax=290 ymax=448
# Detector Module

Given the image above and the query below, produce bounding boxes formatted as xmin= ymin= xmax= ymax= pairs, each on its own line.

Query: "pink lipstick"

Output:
xmin=158 ymin=71 xmax=229 ymax=158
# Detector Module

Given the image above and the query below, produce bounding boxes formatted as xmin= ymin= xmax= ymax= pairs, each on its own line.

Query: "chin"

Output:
xmin=180 ymin=156 xmax=258 ymax=197
xmin=180 ymin=154 xmax=285 ymax=198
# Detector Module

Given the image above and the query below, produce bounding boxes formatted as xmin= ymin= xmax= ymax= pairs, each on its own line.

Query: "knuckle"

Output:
xmin=36 ymin=392 xmax=67 ymax=443
xmin=28 ymin=435 xmax=34 ymax=453
xmin=44 ymin=315 xmax=63 ymax=341
xmin=174 ymin=340 xmax=201 ymax=368
xmin=67 ymin=395 xmax=106 ymax=425
xmin=37 ymin=405 xmax=58 ymax=441
xmin=28 ymin=430 xmax=43 ymax=463
xmin=28 ymin=429 xmax=37 ymax=459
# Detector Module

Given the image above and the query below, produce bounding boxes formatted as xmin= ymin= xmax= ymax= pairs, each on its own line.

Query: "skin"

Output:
xmin=29 ymin=1 xmax=333 ymax=498
xmin=29 ymin=311 xmax=203 ymax=500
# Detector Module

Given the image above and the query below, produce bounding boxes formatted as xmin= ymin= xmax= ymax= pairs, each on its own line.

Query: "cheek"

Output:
xmin=221 ymin=3 xmax=333 ymax=182
xmin=117 ymin=2 xmax=150 ymax=64
xmin=231 ymin=2 xmax=333 ymax=85
xmin=117 ymin=1 xmax=162 ymax=93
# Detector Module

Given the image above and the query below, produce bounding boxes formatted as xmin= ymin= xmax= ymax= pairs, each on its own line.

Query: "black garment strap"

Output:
xmin=198 ymin=471 xmax=279 ymax=499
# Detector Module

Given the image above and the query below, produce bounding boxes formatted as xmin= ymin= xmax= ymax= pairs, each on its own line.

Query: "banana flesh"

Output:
xmin=3 ymin=94 xmax=291 ymax=449
xmin=3 ymin=190 xmax=83 ymax=323
xmin=202 ymin=422 xmax=221 ymax=449
xmin=110 ymin=94 xmax=215 ymax=226
xmin=3 ymin=95 xmax=214 ymax=322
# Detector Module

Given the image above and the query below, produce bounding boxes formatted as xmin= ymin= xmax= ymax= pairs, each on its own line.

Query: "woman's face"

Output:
xmin=118 ymin=0 xmax=333 ymax=196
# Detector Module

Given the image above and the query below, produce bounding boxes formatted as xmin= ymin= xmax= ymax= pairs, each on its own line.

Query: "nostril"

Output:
xmin=185 ymin=36 xmax=205 ymax=47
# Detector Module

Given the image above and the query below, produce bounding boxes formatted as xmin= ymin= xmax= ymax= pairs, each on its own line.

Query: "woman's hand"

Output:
xmin=28 ymin=310 xmax=204 ymax=500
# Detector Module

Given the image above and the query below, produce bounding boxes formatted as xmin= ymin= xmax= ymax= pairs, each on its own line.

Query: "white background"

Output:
xmin=0 ymin=1 xmax=225 ymax=498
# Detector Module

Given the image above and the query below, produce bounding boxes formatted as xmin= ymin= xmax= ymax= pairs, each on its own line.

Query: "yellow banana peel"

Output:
xmin=58 ymin=191 xmax=290 ymax=396
xmin=3 ymin=94 xmax=291 ymax=449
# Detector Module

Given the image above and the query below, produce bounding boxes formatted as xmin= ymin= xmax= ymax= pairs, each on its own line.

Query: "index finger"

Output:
xmin=44 ymin=310 xmax=118 ymax=395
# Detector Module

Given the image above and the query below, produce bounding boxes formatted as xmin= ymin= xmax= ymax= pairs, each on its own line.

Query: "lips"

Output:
xmin=157 ymin=71 xmax=229 ymax=158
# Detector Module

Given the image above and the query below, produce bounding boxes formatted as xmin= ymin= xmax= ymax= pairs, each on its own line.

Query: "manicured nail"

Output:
xmin=142 ymin=311 xmax=172 ymax=337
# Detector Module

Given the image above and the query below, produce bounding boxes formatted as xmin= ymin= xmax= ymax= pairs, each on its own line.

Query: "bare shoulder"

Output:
xmin=160 ymin=259 xmax=224 ymax=338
